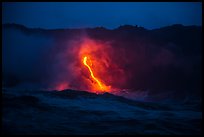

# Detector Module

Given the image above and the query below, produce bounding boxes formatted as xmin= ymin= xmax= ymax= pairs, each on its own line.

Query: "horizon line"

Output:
xmin=2 ymin=22 xmax=202 ymax=31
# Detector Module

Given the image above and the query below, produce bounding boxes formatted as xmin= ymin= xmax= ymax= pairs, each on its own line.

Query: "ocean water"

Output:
xmin=2 ymin=88 xmax=202 ymax=135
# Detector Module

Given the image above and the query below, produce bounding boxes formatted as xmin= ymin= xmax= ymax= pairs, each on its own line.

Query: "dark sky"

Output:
xmin=2 ymin=2 xmax=202 ymax=29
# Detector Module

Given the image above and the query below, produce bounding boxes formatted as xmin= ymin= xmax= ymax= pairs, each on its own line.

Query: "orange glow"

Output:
xmin=56 ymin=82 xmax=69 ymax=91
xmin=83 ymin=56 xmax=110 ymax=92
xmin=52 ymin=37 xmax=124 ymax=93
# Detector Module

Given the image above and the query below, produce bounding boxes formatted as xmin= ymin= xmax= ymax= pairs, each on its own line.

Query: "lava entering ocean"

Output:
xmin=50 ymin=37 xmax=128 ymax=94
xmin=83 ymin=56 xmax=111 ymax=93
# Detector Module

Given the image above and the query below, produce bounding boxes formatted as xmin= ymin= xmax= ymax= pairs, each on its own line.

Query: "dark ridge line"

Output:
xmin=2 ymin=23 xmax=202 ymax=31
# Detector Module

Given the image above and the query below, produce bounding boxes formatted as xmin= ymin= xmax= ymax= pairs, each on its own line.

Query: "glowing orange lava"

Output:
xmin=83 ymin=56 xmax=110 ymax=92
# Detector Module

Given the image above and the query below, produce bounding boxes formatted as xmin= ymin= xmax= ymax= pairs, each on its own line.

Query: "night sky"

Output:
xmin=2 ymin=2 xmax=202 ymax=29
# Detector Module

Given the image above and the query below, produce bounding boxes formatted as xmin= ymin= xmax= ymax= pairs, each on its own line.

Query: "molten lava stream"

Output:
xmin=83 ymin=56 xmax=110 ymax=93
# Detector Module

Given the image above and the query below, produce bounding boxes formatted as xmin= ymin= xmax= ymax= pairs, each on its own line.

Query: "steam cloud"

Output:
xmin=2 ymin=24 xmax=202 ymax=98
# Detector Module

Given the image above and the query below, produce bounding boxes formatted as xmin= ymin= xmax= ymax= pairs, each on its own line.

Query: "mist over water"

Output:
xmin=2 ymin=2 xmax=202 ymax=134
xmin=2 ymin=24 xmax=202 ymax=135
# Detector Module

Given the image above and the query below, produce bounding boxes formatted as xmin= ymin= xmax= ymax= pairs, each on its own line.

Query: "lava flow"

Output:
xmin=83 ymin=56 xmax=110 ymax=93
